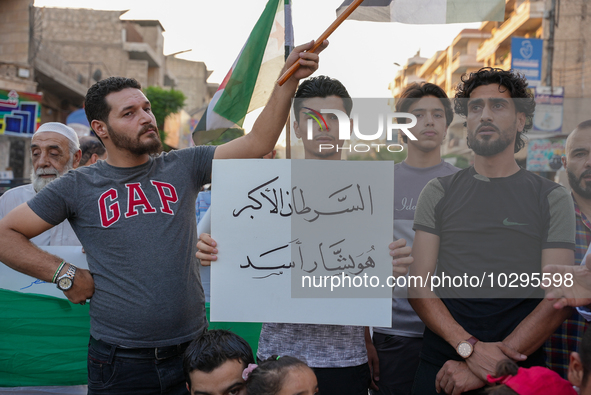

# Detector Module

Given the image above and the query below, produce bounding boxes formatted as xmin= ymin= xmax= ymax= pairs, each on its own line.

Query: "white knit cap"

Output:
xmin=34 ymin=122 xmax=80 ymax=149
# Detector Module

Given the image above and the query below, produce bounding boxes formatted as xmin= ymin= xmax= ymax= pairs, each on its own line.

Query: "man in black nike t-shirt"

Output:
xmin=409 ymin=68 xmax=576 ymax=395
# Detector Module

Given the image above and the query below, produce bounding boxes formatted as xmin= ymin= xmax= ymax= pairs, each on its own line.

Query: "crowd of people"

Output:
xmin=1 ymin=38 xmax=591 ymax=395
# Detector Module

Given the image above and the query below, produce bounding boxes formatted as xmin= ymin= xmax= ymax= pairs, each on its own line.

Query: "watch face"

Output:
xmin=58 ymin=277 xmax=73 ymax=290
xmin=458 ymin=341 xmax=473 ymax=358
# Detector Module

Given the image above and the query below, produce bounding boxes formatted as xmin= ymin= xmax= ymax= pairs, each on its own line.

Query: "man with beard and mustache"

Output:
xmin=563 ymin=120 xmax=591 ymax=203
xmin=0 ymin=41 xmax=325 ymax=395
xmin=544 ymin=120 xmax=591 ymax=379
xmin=408 ymin=67 xmax=576 ymax=395
xmin=0 ymin=122 xmax=81 ymax=246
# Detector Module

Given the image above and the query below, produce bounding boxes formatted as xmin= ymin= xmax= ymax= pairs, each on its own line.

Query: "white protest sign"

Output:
xmin=0 ymin=246 xmax=87 ymax=299
xmin=211 ymin=159 xmax=393 ymax=326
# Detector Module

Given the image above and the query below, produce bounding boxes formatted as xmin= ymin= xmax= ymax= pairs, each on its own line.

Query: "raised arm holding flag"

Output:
xmin=193 ymin=0 xmax=294 ymax=146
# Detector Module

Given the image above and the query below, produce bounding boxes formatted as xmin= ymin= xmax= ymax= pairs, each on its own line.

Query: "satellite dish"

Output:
xmin=92 ymin=69 xmax=102 ymax=82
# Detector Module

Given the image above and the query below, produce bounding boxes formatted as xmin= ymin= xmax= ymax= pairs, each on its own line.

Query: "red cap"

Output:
xmin=487 ymin=366 xmax=577 ymax=395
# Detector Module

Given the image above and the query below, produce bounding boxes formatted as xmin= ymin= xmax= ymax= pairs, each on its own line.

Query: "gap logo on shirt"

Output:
xmin=98 ymin=181 xmax=178 ymax=228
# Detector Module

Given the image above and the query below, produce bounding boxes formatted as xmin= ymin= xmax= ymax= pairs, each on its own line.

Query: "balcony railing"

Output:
xmin=451 ymin=53 xmax=483 ymax=74
xmin=477 ymin=0 xmax=544 ymax=62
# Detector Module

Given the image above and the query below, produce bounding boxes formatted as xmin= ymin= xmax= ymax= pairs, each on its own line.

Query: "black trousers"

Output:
xmin=371 ymin=333 xmax=422 ymax=395
xmin=313 ymin=362 xmax=371 ymax=395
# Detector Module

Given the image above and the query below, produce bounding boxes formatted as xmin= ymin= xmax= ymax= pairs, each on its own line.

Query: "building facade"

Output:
xmin=389 ymin=0 xmax=591 ymax=166
xmin=0 ymin=1 xmax=215 ymax=191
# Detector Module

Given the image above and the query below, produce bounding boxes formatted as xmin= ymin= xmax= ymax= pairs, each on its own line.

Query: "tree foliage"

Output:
xmin=144 ymin=86 xmax=186 ymax=148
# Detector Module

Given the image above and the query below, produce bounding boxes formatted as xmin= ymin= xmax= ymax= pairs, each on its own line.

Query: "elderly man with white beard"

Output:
xmin=0 ymin=122 xmax=81 ymax=246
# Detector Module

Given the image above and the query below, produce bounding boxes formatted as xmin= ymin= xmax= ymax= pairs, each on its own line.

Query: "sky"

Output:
xmin=33 ymin=0 xmax=480 ymax=98
xmin=33 ymin=0 xmax=481 ymax=143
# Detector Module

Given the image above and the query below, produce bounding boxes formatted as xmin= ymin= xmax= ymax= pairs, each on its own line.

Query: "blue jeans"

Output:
xmin=87 ymin=337 xmax=189 ymax=395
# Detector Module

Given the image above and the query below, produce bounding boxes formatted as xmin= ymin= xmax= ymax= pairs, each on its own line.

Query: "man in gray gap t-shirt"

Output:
xmin=368 ymin=83 xmax=459 ymax=395
xmin=0 ymin=42 xmax=324 ymax=395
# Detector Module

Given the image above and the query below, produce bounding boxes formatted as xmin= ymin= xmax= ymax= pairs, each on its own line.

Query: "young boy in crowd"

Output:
xmin=183 ymin=329 xmax=255 ymax=395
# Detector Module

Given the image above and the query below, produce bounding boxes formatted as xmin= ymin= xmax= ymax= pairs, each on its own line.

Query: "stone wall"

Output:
xmin=0 ymin=0 xmax=31 ymax=64
xmin=133 ymin=22 xmax=164 ymax=86
xmin=165 ymin=56 xmax=213 ymax=113
xmin=546 ymin=0 xmax=591 ymax=98
xmin=126 ymin=59 xmax=149 ymax=88
xmin=0 ymin=0 xmax=36 ymax=93
xmin=36 ymin=7 xmax=127 ymax=82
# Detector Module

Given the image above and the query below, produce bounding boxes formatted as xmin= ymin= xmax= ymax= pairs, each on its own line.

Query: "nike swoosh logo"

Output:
xmin=503 ymin=218 xmax=528 ymax=226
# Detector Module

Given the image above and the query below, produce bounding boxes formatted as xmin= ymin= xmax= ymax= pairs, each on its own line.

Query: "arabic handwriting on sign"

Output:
xmin=253 ymin=272 xmax=283 ymax=279
xmin=318 ymin=239 xmax=378 ymax=276
xmin=292 ymin=186 xmax=311 ymax=215
xmin=261 ymin=187 xmax=292 ymax=217
xmin=298 ymin=184 xmax=374 ymax=223
xmin=242 ymin=239 xmax=301 ymax=279
xmin=292 ymin=240 xmax=318 ymax=273
xmin=356 ymin=245 xmax=376 ymax=258
xmin=302 ymin=250 xmax=318 ymax=274
xmin=325 ymin=239 xmax=350 ymax=271
xmin=242 ymin=239 xmax=378 ymax=279
xmin=235 ymin=179 xmax=374 ymax=221
xmin=349 ymin=256 xmax=376 ymax=275
xmin=20 ymin=279 xmax=46 ymax=290
xmin=241 ymin=253 xmax=294 ymax=270
xmin=233 ymin=176 xmax=292 ymax=219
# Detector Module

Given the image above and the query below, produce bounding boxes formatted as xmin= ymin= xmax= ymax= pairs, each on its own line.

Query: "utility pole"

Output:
xmin=545 ymin=0 xmax=557 ymax=89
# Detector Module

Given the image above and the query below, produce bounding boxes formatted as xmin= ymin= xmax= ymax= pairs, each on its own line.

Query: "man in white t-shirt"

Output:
xmin=0 ymin=122 xmax=81 ymax=246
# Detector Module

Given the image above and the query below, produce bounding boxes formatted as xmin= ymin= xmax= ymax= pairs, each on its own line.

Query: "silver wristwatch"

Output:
xmin=56 ymin=264 xmax=77 ymax=291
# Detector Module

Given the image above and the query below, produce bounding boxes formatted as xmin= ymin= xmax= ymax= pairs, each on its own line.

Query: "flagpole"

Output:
xmin=285 ymin=0 xmax=294 ymax=159
xmin=286 ymin=112 xmax=291 ymax=159
xmin=277 ymin=0 xmax=365 ymax=86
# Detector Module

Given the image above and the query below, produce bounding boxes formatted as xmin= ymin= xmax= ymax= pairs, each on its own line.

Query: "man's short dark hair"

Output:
xmin=183 ymin=329 xmax=255 ymax=387
xmin=293 ymin=75 xmax=352 ymax=124
xmin=85 ymin=77 xmax=142 ymax=125
xmin=79 ymin=136 xmax=106 ymax=166
xmin=396 ymin=82 xmax=453 ymax=143
xmin=454 ymin=67 xmax=536 ymax=153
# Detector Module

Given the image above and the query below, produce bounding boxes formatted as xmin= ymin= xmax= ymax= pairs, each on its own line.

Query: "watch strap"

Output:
xmin=63 ymin=264 xmax=77 ymax=280
xmin=456 ymin=336 xmax=478 ymax=358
